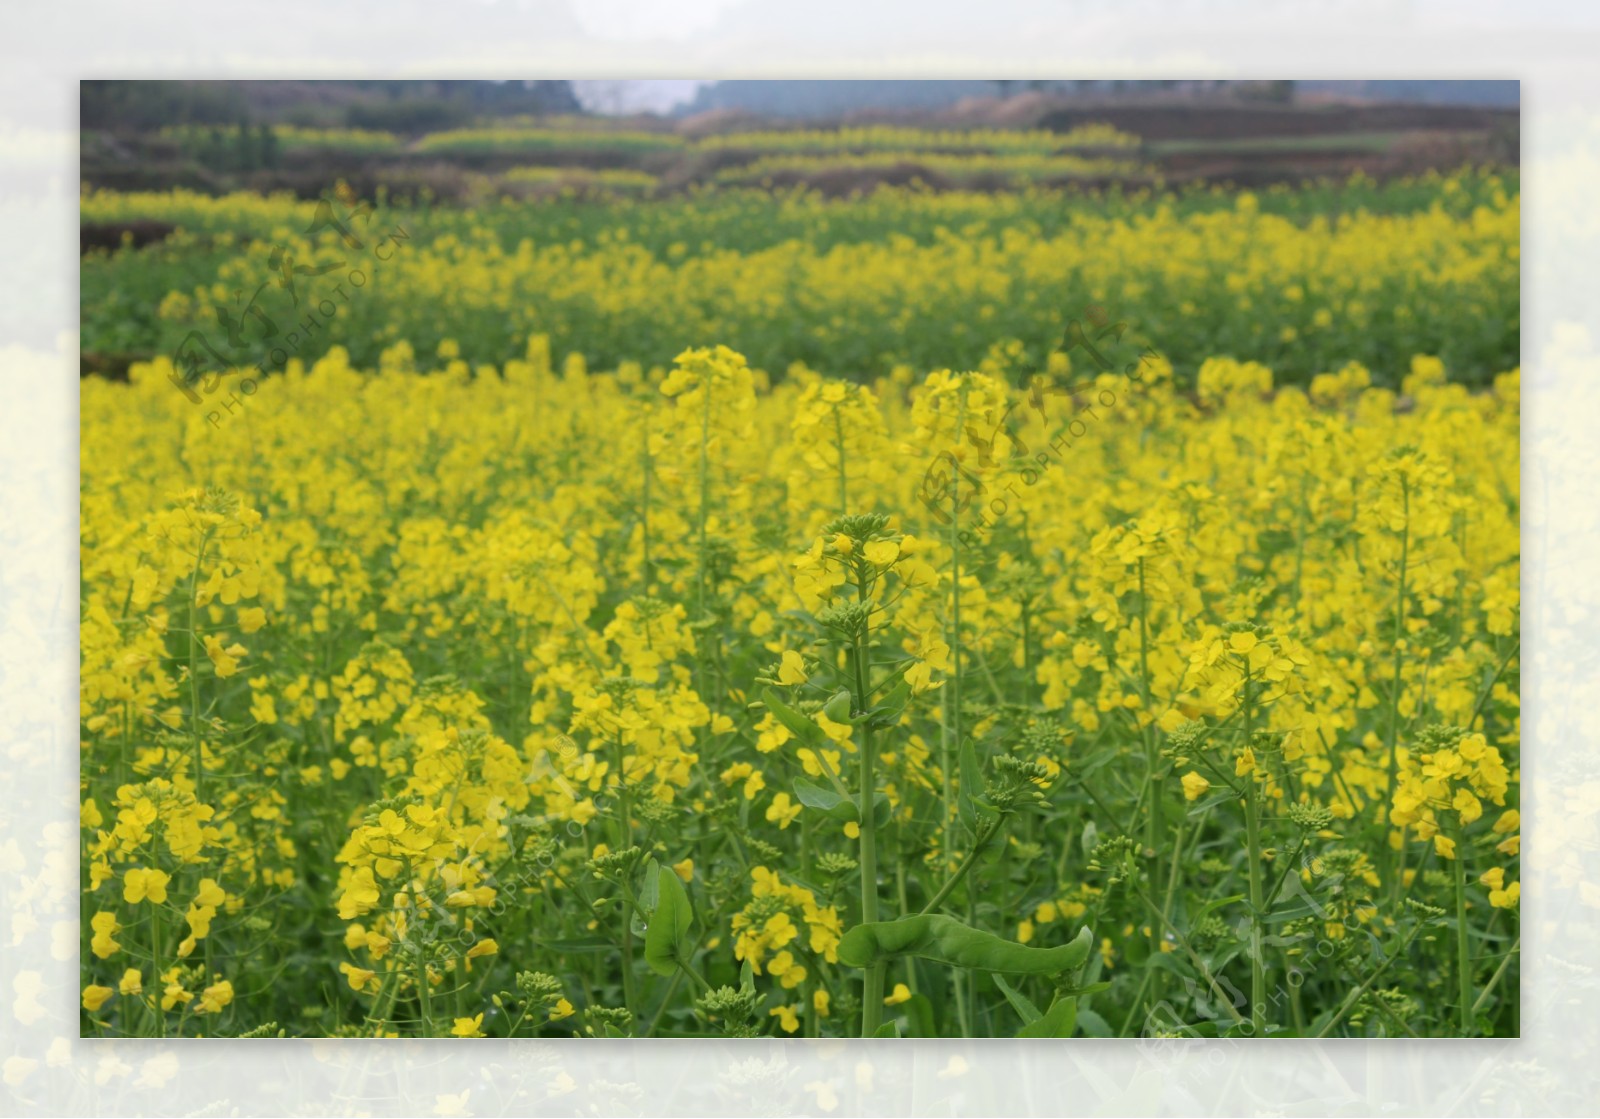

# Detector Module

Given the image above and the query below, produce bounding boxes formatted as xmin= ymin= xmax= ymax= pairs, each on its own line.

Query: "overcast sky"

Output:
xmin=572 ymin=80 xmax=708 ymax=114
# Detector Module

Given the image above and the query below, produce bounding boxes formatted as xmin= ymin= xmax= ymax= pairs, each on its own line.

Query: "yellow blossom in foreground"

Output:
xmin=340 ymin=962 xmax=378 ymax=991
xmin=89 ymin=913 xmax=120 ymax=959
xmin=766 ymin=792 xmax=803 ymax=829
xmin=777 ymin=650 xmax=808 ymax=685
xmin=122 ymin=867 xmax=171 ymax=905
xmin=1490 ymin=881 xmax=1520 ymax=909
xmin=196 ymin=980 xmax=234 ymax=1014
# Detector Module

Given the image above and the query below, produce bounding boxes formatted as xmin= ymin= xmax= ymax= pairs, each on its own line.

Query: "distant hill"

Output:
xmin=1299 ymin=80 xmax=1519 ymax=107
xmin=677 ymin=79 xmax=1519 ymax=120
xmin=677 ymin=80 xmax=1002 ymax=118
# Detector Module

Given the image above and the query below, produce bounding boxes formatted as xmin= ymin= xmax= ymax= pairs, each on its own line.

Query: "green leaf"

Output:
xmin=873 ymin=1020 xmax=901 ymax=1038
xmin=1146 ymin=951 xmax=1195 ymax=979
xmin=1187 ymin=791 xmax=1236 ymax=816
xmin=958 ymin=739 xmax=987 ymax=833
xmin=822 ymin=689 xmax=853 ymax=723
xmin=1017 ymin=994 xmax=1077 ymax=1038
xmin=1209 ymin=944 xmax=1245 ymax=977
xmin=1076 ymin=1007 xmax=1112 ymax=1037
xmin=873 ymin=791 xmax=893 ymax=828
xmin=1056 ymin=980 xmax=1111 ymax=999
xmin=1265 ymin=897 xmax=1326 ymax=923
xmin=793 ymin=776 xmax=858 ymax=821
xmin=867 ymin=679 xmax=911 ymax=729
xmin=1080 ymin=820 xmax=1099 ymax=860
xmin=993 ymin=973 xmax=1042 ymax=1025
xmin=762 ymin=688 xmax=825 ymax=749
xmin=537 ymin=937 xmax=617 ymax=955
xmin=632 ymin=858 xmax=662 ymax=937
xmin=839 ymin=915 xmax=1093 ymax=976
xmin=638 ymin=857 xmax=661 ymax=913
xmin=644 ymin=864 xmax=693 ymax=977
xmin=1192 ymin=893 xmax=1246 ymax=926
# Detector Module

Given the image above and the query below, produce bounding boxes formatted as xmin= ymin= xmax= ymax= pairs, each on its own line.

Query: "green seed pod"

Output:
xmin=837 ymin=914 xmax=1093 ymax=976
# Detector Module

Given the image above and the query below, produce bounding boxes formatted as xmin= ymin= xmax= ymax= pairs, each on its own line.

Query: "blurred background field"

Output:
xmin=80 ymin=79 xmax=1517 ymax=200
xmin=79 ymin=79 xmax=1519 ymax=388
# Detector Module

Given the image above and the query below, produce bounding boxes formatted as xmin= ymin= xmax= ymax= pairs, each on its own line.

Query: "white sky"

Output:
xmin=572 ymin=79 xmax=710 ymax=114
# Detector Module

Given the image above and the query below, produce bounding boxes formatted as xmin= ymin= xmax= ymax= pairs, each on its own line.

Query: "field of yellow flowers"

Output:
xmin=80 ymin=173 xmax=1519 ymax=1039
xmin=81 ymin=171 xmax=1518 ymax=383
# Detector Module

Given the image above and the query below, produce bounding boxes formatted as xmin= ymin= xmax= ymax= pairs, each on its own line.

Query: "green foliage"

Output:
xmin=643 ymin=865 xmax=694 ymax=978
xmin=80 ymin=170 xmax=1519 ymax=386
xmin=838 ymin=916 xmax=1093 ymax=975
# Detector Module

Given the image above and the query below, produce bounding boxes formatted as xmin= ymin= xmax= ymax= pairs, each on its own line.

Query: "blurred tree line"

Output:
xmin=189 ymin=123 xmax=281 ymax=172
xmin=82 ymin=80 xmax=583 ymax=134
xmin=991 ymin=79 xmax=1296 ymax=102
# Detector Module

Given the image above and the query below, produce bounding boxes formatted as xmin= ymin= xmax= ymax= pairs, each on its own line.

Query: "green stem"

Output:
xmin=1242 ymin=664 xmax=1265 ymax=1036
xmin=1467 ymin=638 xmax=1519 ymax=731
xmin=1131 ymin=886 xmax=1245 ymax=1027
xmin=1158 ymin=811 xmax=1187 ymax=928
xmin=1245 ymin=778 xmax=1265 ymax=1035
xmin=150 ymin=904 xmax=165 ymax=1039
xmin=919 ymin=820 xmax=995 ymax=915
xmin=677 ymin=959 xmax=714 ymax=994
xmin=1383 ymin=477 xmax=1410 ymax=894
xmin=1314 ymin=923 xmax=1426 ymax=1038
xmin=1472 ymin=936 xmax=1518 ymax=1015
xmin=833 ymin=406 xmax=849 ymax=513
xmin=611 ymin=744 xmax=639 ymax=1031
xmin=370 ymin=964 xmax=401 ymax=1038
xmin=696 ymin=377 xmax=712 ymax=622
xmin=1292 ymin=472 xmax=1307 ymax=611
xmin=1138 ymin=558 xmax=1158 ymax=853
xmin=185 ymin=528 xmax=214 ymax=798
xmin=941 ymin=388 xmax=969 ymax=851
xmin=646 ymin=968 xmax=684 ymax=1038
xmin=850 ymin=567 xmax=885 ymax=1036
xmin=1453 ymin=823 xmax=1474 ymax=1036
xmin=941 ymin=399 xmax=968 ymax=1033
xmin=415 ymin=953 xmax=434 ymax=1037
xmin=856 ymin=656 xmax=884 ymax=1035
xmin=640 ymin=404 xmax=652 ymax=592
xmin=1137 ymin=556 xmax=1162 ymax=1003
xmin=619 ymin=912 xmax=638 ymax=1034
